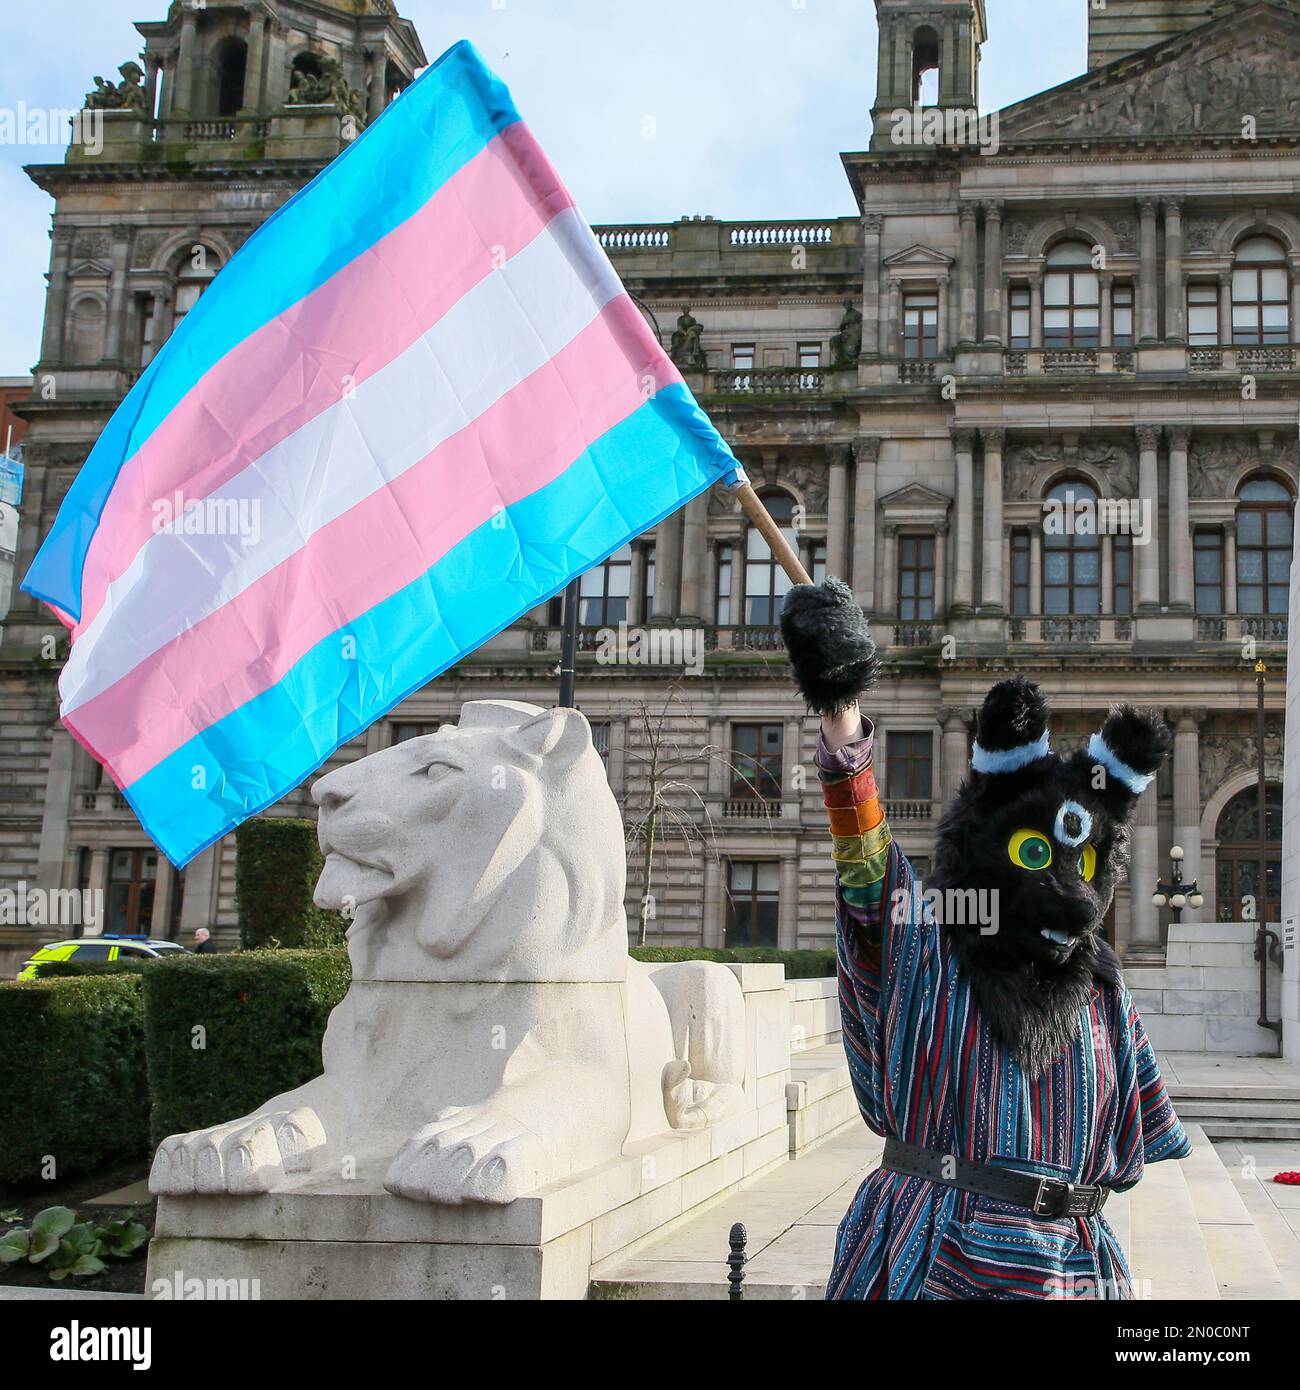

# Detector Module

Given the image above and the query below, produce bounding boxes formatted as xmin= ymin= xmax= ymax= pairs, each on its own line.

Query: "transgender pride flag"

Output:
xmin=23 ymin=41 xmax=740 ymax=867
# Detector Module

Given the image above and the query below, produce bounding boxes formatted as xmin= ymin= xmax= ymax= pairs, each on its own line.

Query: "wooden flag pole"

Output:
xmin=731 ymin=481 xmax=812 ymax=585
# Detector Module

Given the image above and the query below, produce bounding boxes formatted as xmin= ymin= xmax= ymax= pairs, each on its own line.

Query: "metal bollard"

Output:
xmin=727 ymin=1221 xmax=748 ymax=1300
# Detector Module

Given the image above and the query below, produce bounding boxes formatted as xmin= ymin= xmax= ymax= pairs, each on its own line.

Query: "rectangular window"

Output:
xmin=1187 ymin=284 xmax=1219 ymax=347
xmin=1011 ymin=531 xmax=1031 ymax=614
xmin=725 ymin=861 xmax=779 ymax=948
xmin=902 ymin=290 xmax=939 ymax=360
xmin=589 ymin=721 xmax=610 ymax=766
xmin=391 ymin=721 xmax=439 ymax=745
xmin=731 ymin=343 xmax=755 ymax=389
xmin=1009 ymin=285 xmax=1031 ymax=350
xmin=715 ymin=543 xmax=733 ymax=625
xmin=1112 ymin=284 xmax=1134 ymax=348
xmin=1113 ymin=534 xmax=1132 ymax=615
xmin=1194 ymin=530 xmax=1223 ymax=613
xmin=885 ymin=732 xmax=933 ymax=802
xmin=107 ymin=847 xmax=158 ymax=937
xmin=812 ymin=542 xmax=827 ymax=586
xmin=897 ymin=534 xmax=935 ymax=620
xmin=798 ymin=342 xmax=821 ymax=369
xmin=731 ymin=723 xmax=783 ymax=799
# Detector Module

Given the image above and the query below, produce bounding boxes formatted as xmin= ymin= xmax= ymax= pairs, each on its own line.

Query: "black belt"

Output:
xmin=881 ymin=1136 xmax=1112 ymax=1219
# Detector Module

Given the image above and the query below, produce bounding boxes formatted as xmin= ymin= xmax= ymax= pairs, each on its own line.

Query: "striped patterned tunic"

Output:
xmin=819 ymin=724 xmax=1190 ymax=1301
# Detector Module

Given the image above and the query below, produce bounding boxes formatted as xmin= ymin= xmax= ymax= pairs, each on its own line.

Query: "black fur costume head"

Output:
xmin=779 ymin=581 xmax=1172 ymax=1078
xmin=934 ymin=677 xmax=1171 ymax=1075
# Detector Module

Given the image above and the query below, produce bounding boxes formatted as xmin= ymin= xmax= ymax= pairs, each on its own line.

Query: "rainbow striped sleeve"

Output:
xmin=816 ymin=722 xmax=894 ymax=945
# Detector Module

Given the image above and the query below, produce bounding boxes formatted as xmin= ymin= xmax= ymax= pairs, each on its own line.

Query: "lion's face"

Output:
xmin=311 ymin=701 xmax=628 ymax=982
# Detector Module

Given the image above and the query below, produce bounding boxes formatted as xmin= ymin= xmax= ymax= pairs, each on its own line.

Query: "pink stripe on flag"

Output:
xmin=74 ymin=122 xmax=574 ymax=636
xmin=69 ymin=296 xmax=680 ymax=785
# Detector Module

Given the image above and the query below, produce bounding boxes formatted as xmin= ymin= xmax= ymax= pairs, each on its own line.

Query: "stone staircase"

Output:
xmin=1164 ymin=1086 xmax=1300 ymax=1141
xmin=588 ymin=1123 xmax=1295 ymax=1299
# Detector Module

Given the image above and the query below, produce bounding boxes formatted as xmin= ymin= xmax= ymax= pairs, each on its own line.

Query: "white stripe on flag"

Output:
xmin=61 ymin=207 xmax=623 ymax=715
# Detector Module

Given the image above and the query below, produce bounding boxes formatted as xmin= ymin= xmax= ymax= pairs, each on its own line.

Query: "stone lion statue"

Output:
xmin=150 ymin=700 xmax=747 ymax=1205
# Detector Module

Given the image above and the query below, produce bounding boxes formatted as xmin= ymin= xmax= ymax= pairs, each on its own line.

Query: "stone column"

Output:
xmin=936 ymin=274 xmax=950 ymax=356
xmin=701 ymin=539 xmax=717 ymax=623
xmin=143 ymin=54 xmax=161 ymax=121
xmin=366 ymin=51 xmax=386 ymax=125
xmin=1167 ymin=427 xmax=1193 ymax=609
xmin=1029 ymin=275 xmax=1043 ymax=350
xmin=35 ymin=730 xmax=76 ymax=897
xmin=861 ymin=215 xmax=882 ymax=356
xmin=39 ymin=226 xmax=75 ymax=366
xmin=1138 ymin=198 xmax=1159 ymax=344
xmin=702 ymin=856 xmax=722 ymax=948
xmin=958 ymin=203 xmax=978 ymax=345
xmin=779 ymin=856 xmax=799 ymax=950
xmin=1135 ymin=425 xmax=1162 ymax=610
xmin=1030 ymin=530 xmax=1043 ymax=613
xmin=628 ymin=544 xmax=647 ymax=626
xmin=933 ymin=521 xmax=948 ymax=616
xmin=1219 ymin=273 xmax=1233 ymax=347
xmin=172 ymin=6 xmax=199 ymax=115
xmin=851 ymin=436 xmax=880 ymax=611
xmin=654 ymin=511 xmax=682 ymax=620
xmin=982 ymin=202 xmax=1004 ymax=345
xmin=88 ymin=849 xmax=110 ymax=927
xmin=153 ymin=863 xmax=176 ymax=939
xmin=1127 ymin=774 xmax=1161 ymax=959
xmin=980 ymin=428 xmax=1006 ymax=613
xmin=887 ymin=279 xmax=902 ymax=357
xmin=264 ymin=23 xmax=291 ymax=111
xmin=103 ymin=225 xmax=133 ymax=366
xmin=880 ymin=523 xmax=898 ymax=620
xmin=1171 ymin=710 xmax=1203 ymax=923
xmin=241 ymin=12 xmax=267 ymax=115
xmin=179 ymin=845 xmax=218 ymax=935
xmin=1101 ymin=535 xmax=1114 ymax=614
xmin=951 ymin=429 xmax=976 ymax=613
xmin=826 ymin=445 xmax=849 ymax=579
xmin=679 ymin=493 xmax=708 ymax=619
xmin=1163 ymin=200 xmax=1185 ymax=342
xmin=939 ymin=708 xmax=971 ymax=802
xmin=1099 ymin=274 xmax=1113 ymax=349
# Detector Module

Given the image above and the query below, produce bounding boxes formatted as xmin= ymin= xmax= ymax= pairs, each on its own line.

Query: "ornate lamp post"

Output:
xmin=1151 ymin=845 xmax=1203 ymax=925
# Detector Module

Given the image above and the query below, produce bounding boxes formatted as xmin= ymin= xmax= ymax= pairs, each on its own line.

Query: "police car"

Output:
xmin=16 ymin=934 xmax=188 ymax=980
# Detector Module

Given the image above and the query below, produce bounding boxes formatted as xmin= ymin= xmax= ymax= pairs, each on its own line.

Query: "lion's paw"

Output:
xmin=662 ymin=1060 xmax=745 ymax=1131
xmin=384 ymin=1106 xmax=546 ymax=1205
xmin=149 ymin=1107 xmax=327 ymax=1196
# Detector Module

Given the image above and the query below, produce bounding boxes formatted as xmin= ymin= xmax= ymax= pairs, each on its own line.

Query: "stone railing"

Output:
xmin=1007 ymin=615 xmax=1133 ymax=644
xmin=176 ymin=118 xmax=269 ymax=141
xmin=717 ymin=796 xmax=797 ymax=823
xmin=709 ymin=625 xmax=785 ymax=652
xmin=595 ymin=226 xmax=672 ymax=251
xmin=1197 ymin=614 xmax=1287 ymax=643
xmin=1237 ymin=346 xmax=1296 ymax=372
xmin=899 ymin=360 xmax=937 ymax=383
xmin=1043 ymin=348 xmax=1099 ymax=374
xmin=710 ymin=368 xmax=827 ymax=395
xmin=1188 ymin=348 xmax=1224 ymax=372
xmin=728 ymin=224 xmax=836 ymax=247
xmin=77 ymin=789 xmax=132 ymax=815
xmin=884 ymin=798 xmax=938 ymax=823
xmin=891 ymin=622 xmax=936 ymax=647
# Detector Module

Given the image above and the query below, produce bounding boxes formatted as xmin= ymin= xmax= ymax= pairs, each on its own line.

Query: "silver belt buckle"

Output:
xmin=1031 ymin=1177 xmax=1071 ymax=1216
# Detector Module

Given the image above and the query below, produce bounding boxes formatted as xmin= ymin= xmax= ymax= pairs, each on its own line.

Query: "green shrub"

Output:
xmin=629 ymin=946 xmax=835 ymax=979
xmin=0 ymin=975 xmax=149 ymax=1185
xmin=235 ymin=816 xmax=347 ymax=950
xmin=143 ymin=949 xmax=350 ymax=1145
xmin=30 ymin=959 xmax=152 ymax=979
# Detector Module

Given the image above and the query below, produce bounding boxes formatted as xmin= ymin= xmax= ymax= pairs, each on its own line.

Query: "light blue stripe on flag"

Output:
xmin=119 ymin=385 xmax=728 ymax=865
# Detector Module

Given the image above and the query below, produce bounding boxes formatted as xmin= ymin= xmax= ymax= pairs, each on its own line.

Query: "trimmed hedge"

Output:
xmin=0 ymin=974 xmax=149 ymax=1185
xmin=143 ymin=949 xmax=350 ymax=1145
xmin=630 ymin=946 xmax=836 ymax=979
xmin=235 ymin=817 xmax=348 ymax=950
xmin=30 ymin=959 xmax=152 ymax=979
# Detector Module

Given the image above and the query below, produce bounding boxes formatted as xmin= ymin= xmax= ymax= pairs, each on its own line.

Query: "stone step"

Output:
xmin=1174 ymin=1098 xmax=1300 ymax=1119
xmin=1120 ymin=1143 xmax=1219 ymax=1300
xmin=1177 ymin=1125 xmax=1291 ymax=1300
xmin=1193 ymin=1119 xmax=1300 ymax=1141
xmin=1167 ymin=1084 xmax=1300 ymax=1101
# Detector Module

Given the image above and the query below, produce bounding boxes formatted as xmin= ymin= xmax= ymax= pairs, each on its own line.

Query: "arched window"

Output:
xmin=289 ymin=53 xmax=326 ymax=103
xmin=911 ymin=26 xmax=940 ymax=105
xmin=1232 ymin=236 xmax=1290 ymax=345
xmin=1043 ymin=478 xmax=1100 ymax=615
xmin=1215 ymin=784 xmax=1281 ymax=923
xmin=744 ymin=491 xmax=796 ymax=625
xmin=172 ymin=246 xmax=222 ymax=329
xmin=578 ymin=544 xmax=631 ymax=626
xmin=1236 ymin=476 xmax=1293 ymax=614
xmin=1043 ymin=242 xmax=1100 ymax=348
xmin=214 ymin=38 xmax=247 ymax=118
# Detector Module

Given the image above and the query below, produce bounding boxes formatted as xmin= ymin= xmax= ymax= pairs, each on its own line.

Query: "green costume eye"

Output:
xmin=1008 ymin=829 xmax=1052 ymax=871
xmin=1079 ymin=843 xmax=1097 ymax=882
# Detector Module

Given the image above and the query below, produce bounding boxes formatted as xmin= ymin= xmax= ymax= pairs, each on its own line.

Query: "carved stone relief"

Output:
xmin=1005 ymin=439 xmax=1137 ymax=499
xmin=1200 ymin=721 xmax=1284 ymax=804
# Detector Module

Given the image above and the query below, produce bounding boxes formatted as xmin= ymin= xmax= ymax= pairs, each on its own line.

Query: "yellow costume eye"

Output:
xmin=1078 ymin=844 xmax=1097 ymax=882
xmin=1008 ymin=830 xmax=1052 ymax=871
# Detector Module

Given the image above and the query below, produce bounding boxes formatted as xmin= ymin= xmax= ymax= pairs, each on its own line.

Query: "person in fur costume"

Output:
xmin=780 ymin=577 xmax=1190 ymax=1301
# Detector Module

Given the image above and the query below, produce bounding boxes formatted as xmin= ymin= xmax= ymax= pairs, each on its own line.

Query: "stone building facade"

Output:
xmin=1 ymin=0 xmax=1295 ymax=970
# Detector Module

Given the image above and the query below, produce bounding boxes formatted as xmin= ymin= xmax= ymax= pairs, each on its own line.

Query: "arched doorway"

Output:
xmin=1215 ymin=783 xmax=1281 ymax=923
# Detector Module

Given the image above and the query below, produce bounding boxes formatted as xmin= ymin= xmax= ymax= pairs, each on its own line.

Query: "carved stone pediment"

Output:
xmin=1005 ymin=439 xmax=1137 ymax=500
xmin=879 ymin=482 xmax=950 ymax=511
xmin=1001 ymin=9 xmax=1300 ymax=142
xmin=68 ymin=259 xmax=110 ymax=279
xmin=882 ymin=244 xmax=953 ymax=276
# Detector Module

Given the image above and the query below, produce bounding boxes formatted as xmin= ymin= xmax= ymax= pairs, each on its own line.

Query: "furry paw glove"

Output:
xmin=779 ymin=578 xmax=881 ymax=716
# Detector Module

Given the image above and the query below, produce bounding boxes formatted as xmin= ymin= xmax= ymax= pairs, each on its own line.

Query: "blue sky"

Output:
xmin=0 ymin=0 xmax=1088 ymax=375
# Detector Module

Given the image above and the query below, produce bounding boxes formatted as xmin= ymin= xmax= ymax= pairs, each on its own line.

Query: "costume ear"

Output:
xmin=970 ymin=677 xmax=1052 ymax=777
xmin=1083 ymin=705 xmax=1171 ymax=818
xmin=509 ymin=707 xmax=592 ymax=765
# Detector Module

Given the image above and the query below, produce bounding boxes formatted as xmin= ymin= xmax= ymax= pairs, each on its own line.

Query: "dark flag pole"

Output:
xmin=557 ymin=577 xmax=581 ymax=708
